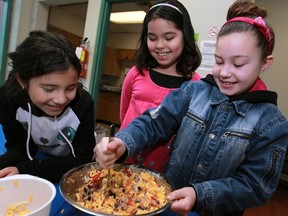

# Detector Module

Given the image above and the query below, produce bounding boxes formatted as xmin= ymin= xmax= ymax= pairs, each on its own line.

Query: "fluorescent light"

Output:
xmin=110 ymin=11 xmax=146 ymax=24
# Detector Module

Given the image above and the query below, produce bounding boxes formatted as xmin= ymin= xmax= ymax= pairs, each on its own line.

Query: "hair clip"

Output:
xmin=149 ymin=3 xmax=182 ymax=14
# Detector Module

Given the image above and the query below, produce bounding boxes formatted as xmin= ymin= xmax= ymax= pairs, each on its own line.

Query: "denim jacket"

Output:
xmin=115 ymin=77 xmax=288 ymax=216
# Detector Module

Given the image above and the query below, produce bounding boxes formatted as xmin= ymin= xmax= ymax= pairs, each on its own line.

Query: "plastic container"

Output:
xmin=0 ymin=174 xmax=56 ymax=216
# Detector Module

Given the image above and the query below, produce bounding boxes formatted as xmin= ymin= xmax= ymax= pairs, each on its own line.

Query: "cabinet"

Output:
xmin=103 ymin=47 xmax=122 ymax=77
xmin=117 ymin=49 xmax=136 ymax=61
xmin=96 ymin=92 xmax=121 ymax=125
xmin=103 ymin=48 xmax=137 ymax=77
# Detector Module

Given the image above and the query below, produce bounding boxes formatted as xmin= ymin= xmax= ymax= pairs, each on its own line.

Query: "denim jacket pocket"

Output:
xmin=219 ymin=131 xmax=251 ymax=175
xmin=171 ymin=111 xmax=205 ymax=152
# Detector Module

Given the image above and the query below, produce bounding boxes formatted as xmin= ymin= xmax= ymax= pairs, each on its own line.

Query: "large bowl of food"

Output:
xmin=59 ymin=162 xmax=173 ymax=216
xmin=0 ymin=174 xmax=56 ymax=216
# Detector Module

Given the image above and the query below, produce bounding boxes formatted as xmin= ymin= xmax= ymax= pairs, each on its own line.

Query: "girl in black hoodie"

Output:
xmin=0 ymin=30 xmax=95 ymax=183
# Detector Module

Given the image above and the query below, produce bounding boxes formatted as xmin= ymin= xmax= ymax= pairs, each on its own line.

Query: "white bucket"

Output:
xmin=0 ymin=174 xmax=56 ymax=216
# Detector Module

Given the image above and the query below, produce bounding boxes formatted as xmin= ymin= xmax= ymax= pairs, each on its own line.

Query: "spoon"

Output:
xmin=106 ymin=124 xmax=115 ymax=190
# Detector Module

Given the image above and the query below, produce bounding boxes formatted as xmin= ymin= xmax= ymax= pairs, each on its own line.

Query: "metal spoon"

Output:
xmin=106 ymin=124 xmax=115 ymax=191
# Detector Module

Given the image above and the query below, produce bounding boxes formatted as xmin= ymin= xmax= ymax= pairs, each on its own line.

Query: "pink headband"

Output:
xmin=223 ymin=16 xmax=274 ymax=55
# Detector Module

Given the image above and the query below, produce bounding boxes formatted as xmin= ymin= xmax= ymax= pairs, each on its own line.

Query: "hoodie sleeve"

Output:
xmin=0 ymin=89 xmax=36 ymax=169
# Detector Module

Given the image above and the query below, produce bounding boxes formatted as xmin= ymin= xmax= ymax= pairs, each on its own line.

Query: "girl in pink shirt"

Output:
xmin=120 ymin=0 xmax=202 ymax=172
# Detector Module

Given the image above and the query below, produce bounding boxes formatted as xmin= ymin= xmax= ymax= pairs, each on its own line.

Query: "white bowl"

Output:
xmin=0 ymin=174 xmax=56 ymax=216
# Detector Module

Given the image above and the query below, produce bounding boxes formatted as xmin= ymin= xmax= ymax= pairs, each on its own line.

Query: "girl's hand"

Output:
xmin=167 ymin=187 xmax=197 ymax=216
xmin=0 ymin=167 xmax=19 ymax=178
xmin=93 ymin=137 xmax=126 ymax=168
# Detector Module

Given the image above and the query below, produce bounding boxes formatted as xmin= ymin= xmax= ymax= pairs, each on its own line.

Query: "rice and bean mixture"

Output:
xmin=75 ymin=167 xmax=169 ymax=215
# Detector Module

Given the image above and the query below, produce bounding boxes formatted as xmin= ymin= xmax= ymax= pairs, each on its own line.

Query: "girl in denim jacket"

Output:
xmin=94 ymin=1 xmax=288 ymax=215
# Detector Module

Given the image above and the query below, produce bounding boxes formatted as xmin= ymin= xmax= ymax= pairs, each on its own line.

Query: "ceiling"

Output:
xmin=52 ymin=1 xmax=158 ymax=33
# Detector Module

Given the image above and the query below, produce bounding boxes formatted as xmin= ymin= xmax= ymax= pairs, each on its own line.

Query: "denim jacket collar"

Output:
xmin=210 ymin=86 xmax=251 ymax=117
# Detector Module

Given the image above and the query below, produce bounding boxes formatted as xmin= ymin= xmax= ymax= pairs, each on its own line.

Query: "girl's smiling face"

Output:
xmin=212 ymin=32 xmax=269 ymax=96
xmin=147 ymin=18 xmax=184 ymax=72
xmin=26 ymin=67 xmax=78 ymax=116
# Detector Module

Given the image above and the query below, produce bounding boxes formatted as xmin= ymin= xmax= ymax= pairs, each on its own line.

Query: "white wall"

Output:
xmin=5 ymin=0 xmax=49 ymax=80
xmin=80 ymin=0 xmax=101 ymax=88
xmin=181 ymin=0 xmax=234 ymax=77
xmin=8 ymin=0 xmax=49 ymax=51
xmin=255 ymin=0 xmax=288 ymax=118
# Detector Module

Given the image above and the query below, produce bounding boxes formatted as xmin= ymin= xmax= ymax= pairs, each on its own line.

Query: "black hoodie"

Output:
xmin=0 ymin=85 xmax=95 ymax=183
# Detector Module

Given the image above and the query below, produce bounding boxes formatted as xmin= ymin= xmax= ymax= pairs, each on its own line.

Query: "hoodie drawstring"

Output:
xmin=26 ymin=103 xmax=33 ymax=160
xmin=55 ymin=116 xmax=76 ymax=157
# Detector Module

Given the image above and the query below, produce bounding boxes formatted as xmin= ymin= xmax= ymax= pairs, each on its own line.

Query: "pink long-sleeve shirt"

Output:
xmin=120 ymin=66 xmax=201 ymax=172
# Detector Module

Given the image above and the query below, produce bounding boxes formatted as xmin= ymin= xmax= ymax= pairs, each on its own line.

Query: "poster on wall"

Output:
xmin=198 ymin=40 xmax=216 ymax=73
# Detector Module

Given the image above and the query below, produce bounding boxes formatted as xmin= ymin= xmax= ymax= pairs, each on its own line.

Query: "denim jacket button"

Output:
xmin=209 ymin=133 xmax=215 ymax=140
xmin=221 ymin=104 xmax=228 ymax=111
xmin=197 ymin=164 xmax=203 ymax=170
